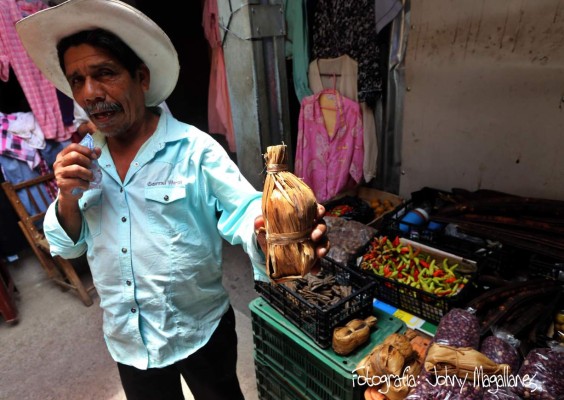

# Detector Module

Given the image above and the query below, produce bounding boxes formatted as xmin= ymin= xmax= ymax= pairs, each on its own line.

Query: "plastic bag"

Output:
xmin=511 ymin=345 xmax=564 ymax=400
xmin=71 ymin=134 xmax=102 ymax=195
xmin=433 ymin=308 xmax=480 ymax=349
xmin=479 ymin=328 xmax=521 ymax=376
xmin=404 ymin=369 xmax=484 ymax=400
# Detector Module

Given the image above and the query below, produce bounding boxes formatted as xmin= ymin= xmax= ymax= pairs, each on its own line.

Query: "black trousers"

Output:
xmin=117 ymin=306 xmax=245 ymax=400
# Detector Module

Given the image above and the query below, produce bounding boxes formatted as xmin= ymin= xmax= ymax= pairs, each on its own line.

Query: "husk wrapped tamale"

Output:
xmin=262 ymin=144 xmax=318 ymax=283
xmin=425 ymin=343 xmax=511 ymax=378
xmin=332 ymin=316 xmax=378 ymax=355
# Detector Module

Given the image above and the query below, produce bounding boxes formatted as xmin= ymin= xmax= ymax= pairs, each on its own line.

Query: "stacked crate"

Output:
xmin=250 ymin=298 xmax=405 ymax=400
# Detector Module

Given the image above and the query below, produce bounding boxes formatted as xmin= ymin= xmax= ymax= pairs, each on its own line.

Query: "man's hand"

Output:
xmin=52 ymin=143 xmax=101 ymax=242
xmin=254 ymin=203 xmax=330 ymax=259
xmin=53 ymin=143 xmax=101 ymax=200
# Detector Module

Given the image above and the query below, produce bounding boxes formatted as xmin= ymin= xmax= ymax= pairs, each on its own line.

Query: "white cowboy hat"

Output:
xmin=16 ymin=0 xmax=179 ymax=107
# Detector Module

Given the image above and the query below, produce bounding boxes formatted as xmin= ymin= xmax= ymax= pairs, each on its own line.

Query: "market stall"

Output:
xmin=252 ymin=185 xmax=564 ymax=400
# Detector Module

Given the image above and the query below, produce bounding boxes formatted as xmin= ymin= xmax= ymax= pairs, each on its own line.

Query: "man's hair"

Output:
xmin=57 ymin=28 xmax=144 ymax=77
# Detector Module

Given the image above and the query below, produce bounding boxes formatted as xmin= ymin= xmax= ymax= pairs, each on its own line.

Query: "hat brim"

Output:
xmin=16 ymin=0 xmax=179 ymax=107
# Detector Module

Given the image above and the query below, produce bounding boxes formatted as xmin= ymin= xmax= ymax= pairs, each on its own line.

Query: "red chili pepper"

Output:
xmin=445 ymin=277 xmax=456 ymax=284
xmin=414 ymin=269 xmax=419 ymax=281
xmin=380 ymin=236 xmax=388 ymax=246
xmin=400 ymin=246 xmax=410 ymax=254
xmin=433 ymin=270 xmax=445 ymax=277
xmin=419 ymin=260 xmax=429 ymax=269
xmin=392 ymin=236 xmax=401 ymax=247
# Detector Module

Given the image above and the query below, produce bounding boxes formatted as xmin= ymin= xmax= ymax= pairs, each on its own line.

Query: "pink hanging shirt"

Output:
xmin=295 ymin=89 xmax=364 ymax=203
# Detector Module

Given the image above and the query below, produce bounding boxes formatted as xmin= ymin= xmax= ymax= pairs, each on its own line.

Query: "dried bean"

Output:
xmin=512 ymin=347 xmax=564 ymax=400
xmin=483 ymin=388 xmax=522 ymax=400
xmin=480 ymin=335 xmax=521 ymax=375
xmin=433 ymin=308 xmax=480 ymax=348
xmin=405 ymin=370 xmax=484 ymax=400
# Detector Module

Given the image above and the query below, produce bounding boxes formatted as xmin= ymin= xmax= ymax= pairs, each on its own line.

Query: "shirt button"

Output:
xmin=120 ymin=188 xmax=124 ymax=193
xmin=164 ymin=195 xmax=169 ymax=201
xmin=131 ymin=308 xmax=136 ymax=313
xmin=126 ymin=280 xmax=132 ymax=286
xmin=121 ymin=248 xmax=128 ymax=254
xmin=83 ymin=202 xmax=88 ymax=208
xmin=121 ymin=217 xmax=127 ymax=222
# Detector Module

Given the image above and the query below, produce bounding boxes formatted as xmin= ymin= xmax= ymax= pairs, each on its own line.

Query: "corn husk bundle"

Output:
xmin=332 ymin=316 xmax=378 ymax=355
xmin=262 ymin=144 xmax=319 ymax=283
xmin=356 ymin=332 xmax=422 ymax=400
xmin=424 ymin=343 xmax=511 ymax=379
xmin=383 ymin=333 xmax=417 ymax=360
xmin=357 ymin=343 xmax=405 ymax=377
xmin=379 ymin=359 xmax=422 ymax=400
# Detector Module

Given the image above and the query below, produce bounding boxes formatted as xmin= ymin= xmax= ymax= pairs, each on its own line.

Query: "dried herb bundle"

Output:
xmin=262 ymin=144 xmax=318 ymax=282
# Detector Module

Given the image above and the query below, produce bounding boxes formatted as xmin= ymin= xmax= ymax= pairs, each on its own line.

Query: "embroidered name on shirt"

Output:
xmin=147 ymin=179 xmax=184 ymax=186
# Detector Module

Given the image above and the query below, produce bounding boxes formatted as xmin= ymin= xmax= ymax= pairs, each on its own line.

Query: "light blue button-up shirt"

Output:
xmin=44 ymin=110 xmax=267 ymax=369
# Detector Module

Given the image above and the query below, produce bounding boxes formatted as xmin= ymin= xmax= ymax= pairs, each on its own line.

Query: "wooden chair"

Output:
xmin=0 ymin=257 xmax=18 ymax=324
xmin=1 ymin=173 xmax=95 ymax=306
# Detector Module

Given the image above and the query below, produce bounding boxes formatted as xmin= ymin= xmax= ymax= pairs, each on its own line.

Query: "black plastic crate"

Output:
xmin=356 ymin=237 xmax=479 ymax=325
xmin=370 ymin=273 xmax=476 ymax=325
xmin=381 ymin=188 xmax=493 ymax=262
xmin=529 ymin=254 xmax=564 ymax=281
xmin=254 ymin=258 xmax=376 ymax=349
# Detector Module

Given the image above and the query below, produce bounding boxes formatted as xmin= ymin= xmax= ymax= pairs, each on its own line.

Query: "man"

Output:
xmin=16 ymin=1 xmax=329 ymax=399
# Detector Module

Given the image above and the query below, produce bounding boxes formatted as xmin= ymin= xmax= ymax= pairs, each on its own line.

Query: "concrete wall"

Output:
xmin=400 ymin=0 xmax=564 ymax=200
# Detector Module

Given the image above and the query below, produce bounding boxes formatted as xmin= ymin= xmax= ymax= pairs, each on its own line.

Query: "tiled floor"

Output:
xmin=0 ymin=243 xmax=260 ymax=400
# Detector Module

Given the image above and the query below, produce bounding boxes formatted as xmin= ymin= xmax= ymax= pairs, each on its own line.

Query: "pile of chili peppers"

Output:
xmin=326 ymin=204 xmax=355 ymax=217
xmin=359 ymin=236 xmax=469 ymax=297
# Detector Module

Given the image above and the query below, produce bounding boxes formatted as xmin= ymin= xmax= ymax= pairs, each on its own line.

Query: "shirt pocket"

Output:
xmin=80 ymin=188 xmax=103 ymax=238
xmin=144 ymin=186 xmax=189 ymax=235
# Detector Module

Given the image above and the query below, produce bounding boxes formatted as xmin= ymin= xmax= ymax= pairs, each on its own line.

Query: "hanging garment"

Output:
xmin=295 ymin=89 xmax=363 ymax=203
xmin=203 ymin=0 xmax=236 ymax=153
xmin=1 ymin=114 xmax=40 ymax=169
xmin=0 ymin=0 xmax=70 ymax=142
xmin=0 ymin=155 xmax=55 ymax=219
xmin=312 ymin=0 xmax=382 ymax=107
xmin=4 ymin=111 xmax=46 ymax=149
xmin=283 ymin=0 xmax=313 ymax=102
xmin=308 ymin=55 xmax=378 ymax=182
xmin=15 ymin=0 xmax=45 ymax=17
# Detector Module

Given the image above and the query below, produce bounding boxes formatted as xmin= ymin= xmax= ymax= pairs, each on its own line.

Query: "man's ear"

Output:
xmin=138 ymin=64 xmax=151 ymax=93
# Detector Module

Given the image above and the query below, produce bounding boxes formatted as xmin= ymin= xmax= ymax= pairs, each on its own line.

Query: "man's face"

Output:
xmin=63 ymin=43 xmax=150 ymax=138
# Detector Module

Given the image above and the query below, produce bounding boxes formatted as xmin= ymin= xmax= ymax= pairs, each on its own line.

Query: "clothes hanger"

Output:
xmin=320 ymin=74 xmax=340 ymax=111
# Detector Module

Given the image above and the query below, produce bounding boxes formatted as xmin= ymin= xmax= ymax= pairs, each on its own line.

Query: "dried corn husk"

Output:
xmin=383 ymin=333 xmax=416 ymax=360
xmin=262 ymin=144 xmax=318 ymax=282
xmin=425 ymin=343 xmax=511 ymax=378
xmin=332 ymin=316 xmax=378 ymax=355
xmin=369 ymin=343 xmax=406 ymax=377
xmin=380 ymin=358 xmax=421 ymax=400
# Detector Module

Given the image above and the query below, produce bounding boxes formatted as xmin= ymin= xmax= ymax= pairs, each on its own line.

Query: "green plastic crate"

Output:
xmin=255 ymin=355 xmax=307 ymax=400
xmin=250 ymin=297 xmax=406 ymax=400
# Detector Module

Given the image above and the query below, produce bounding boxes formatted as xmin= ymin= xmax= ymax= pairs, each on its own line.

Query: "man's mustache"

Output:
xmin=85 ymin=102 xmax=123 ymax=116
